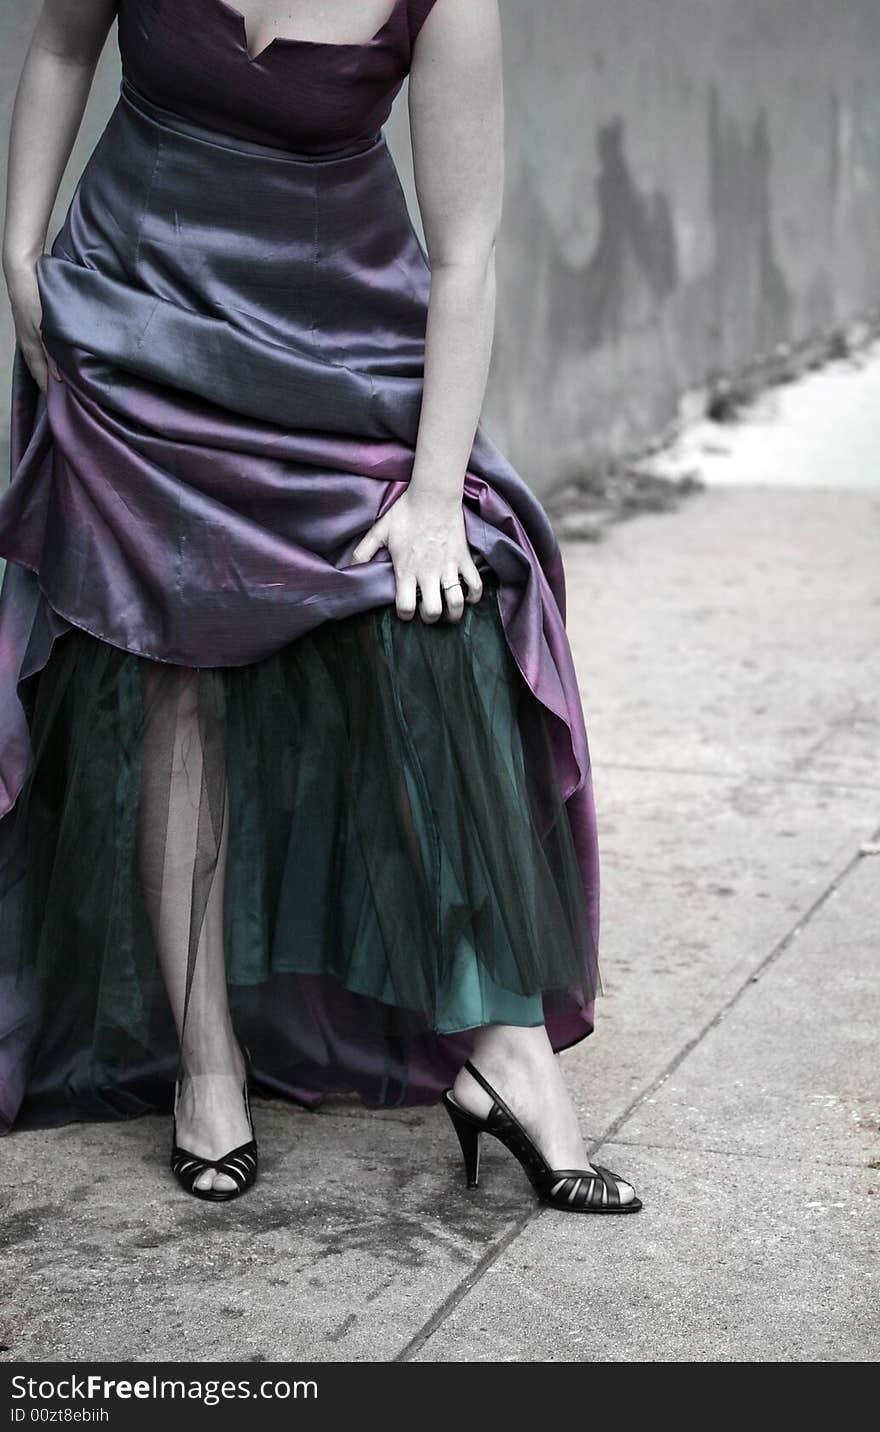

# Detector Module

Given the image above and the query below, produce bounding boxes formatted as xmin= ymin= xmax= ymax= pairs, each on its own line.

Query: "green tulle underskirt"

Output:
xmin=3 ymin=577 xmax=599 ymax=1119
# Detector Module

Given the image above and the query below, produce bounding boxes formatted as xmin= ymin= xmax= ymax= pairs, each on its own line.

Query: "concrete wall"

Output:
xmin=3 ymin=1 xmax=880 ymax=493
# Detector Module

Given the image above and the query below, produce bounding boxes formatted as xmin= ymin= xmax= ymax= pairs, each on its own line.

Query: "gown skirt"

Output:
xmin=0 ymin=73 xmax=602 ymax=1133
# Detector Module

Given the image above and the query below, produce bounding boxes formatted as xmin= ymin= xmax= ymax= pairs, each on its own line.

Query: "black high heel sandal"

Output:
xmin=442 ymin=1059 xmax=642 ymax=1214
xmin=170 ymin=1056 xmax=258 ymax=1203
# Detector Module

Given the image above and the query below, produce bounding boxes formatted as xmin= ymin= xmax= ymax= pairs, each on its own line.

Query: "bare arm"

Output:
xmin=2 ymin=0 xmax=117 ymax=389
xmin=351 ymin=0 xmax=504 ymax=624
xmin=407 ymin=0 xmax=504 ymax=506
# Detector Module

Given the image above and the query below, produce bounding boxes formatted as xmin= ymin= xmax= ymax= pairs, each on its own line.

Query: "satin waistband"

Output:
xmin=118 ymin=75 xmax=386 ymax=166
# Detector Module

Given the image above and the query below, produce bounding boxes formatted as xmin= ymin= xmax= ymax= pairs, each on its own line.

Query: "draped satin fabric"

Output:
xmin=0 ymin=0 xmax=601 ymax=1131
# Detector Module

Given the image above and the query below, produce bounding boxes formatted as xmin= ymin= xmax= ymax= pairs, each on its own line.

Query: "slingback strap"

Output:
xmin=462 ymin=1059 xmax=500 ymax=1114
xmin=463 ymin=1059 xmax=496 ymax=1098
xmin=463 ymin=1060 xmax=554 ymax=1181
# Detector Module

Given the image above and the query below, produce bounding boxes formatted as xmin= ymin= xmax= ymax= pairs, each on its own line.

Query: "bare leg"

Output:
xmin=137 ymin=660 xmax=252 ymax=1194
xmin=452 ymin=1024 xmax=635 ymax=1204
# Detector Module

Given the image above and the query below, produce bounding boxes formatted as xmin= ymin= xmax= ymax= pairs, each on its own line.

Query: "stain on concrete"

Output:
xmin=0 ymin=1205 xmax=60 ymax=1250
xmin=326 ymin=1312 xmax=357 ymax=1343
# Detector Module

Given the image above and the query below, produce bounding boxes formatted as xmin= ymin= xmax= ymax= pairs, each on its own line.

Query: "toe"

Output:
xmin=213 ymin=1171 xmax=238 ymax=1194
xmin=592 ymin=1165 xmax=637 ymax=1206
xmin=194 ymin=1167 xmax=215 ymax=1193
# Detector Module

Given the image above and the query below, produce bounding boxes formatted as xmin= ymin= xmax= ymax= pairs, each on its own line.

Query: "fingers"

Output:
xmin=349 ymin=505 xmax=486 ymax=626
xmin=417 ymin=576 xmax=443 ymax=625
xmin=439 ymin=569 xmax=466 ymax=624
xmin=459 ymin=554 xmax=484 ymax=604
xmin=395 ymin=571 xmax=418 ymax=621
xmin=395 ymin=571 xmax=472 ymax=624
xmin=350 ymin=520 xmax=387 ymax=565
xmin=400 ymin=575 xmax=477 ymax=625
xmin=417 ymin=569 xmax=482 ymax=626
xmin=349 ymin=516 xmax=422 ymax=621
xmin=399 ymin=563 xmax=486 ymax=626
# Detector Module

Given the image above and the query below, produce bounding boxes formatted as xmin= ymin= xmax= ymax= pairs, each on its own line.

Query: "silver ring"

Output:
xmin=441 ymin=580 xmax=462 ymax=591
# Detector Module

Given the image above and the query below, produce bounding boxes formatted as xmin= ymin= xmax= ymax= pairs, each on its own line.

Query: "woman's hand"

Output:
xmin=3 ymin=258 xmax=62 ymax=394
xmin=351 ymin=485 xmax=484 ymax=624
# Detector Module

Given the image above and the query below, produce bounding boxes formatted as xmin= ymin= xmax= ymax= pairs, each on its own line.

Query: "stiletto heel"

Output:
xmin=170 ymin=1064 xmax=259 ymax=1203
xmin=443 ymin=1094 xmax=482 ymax=1187
xmin=442 ymin=1059 xmax=642 ymax=1214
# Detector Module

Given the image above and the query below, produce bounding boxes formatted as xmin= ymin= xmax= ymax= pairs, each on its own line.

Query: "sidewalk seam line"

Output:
xmin=592 ymin=824 xmax=880 ymax=1154
xmin=597 ymin=1136 xmax=875 ymax=1168
xmin=395 ymin=823 xmax=879 ymax=1363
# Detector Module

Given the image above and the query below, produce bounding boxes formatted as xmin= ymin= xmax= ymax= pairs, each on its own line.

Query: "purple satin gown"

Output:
xmin=0 ymin=0 xmax=601 ymax=1133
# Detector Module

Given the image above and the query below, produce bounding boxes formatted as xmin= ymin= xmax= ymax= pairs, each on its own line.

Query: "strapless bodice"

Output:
xmin=116 ymin=0 xmax=438 ymax=153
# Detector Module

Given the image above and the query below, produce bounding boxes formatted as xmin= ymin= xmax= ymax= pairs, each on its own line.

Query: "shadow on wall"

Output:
xmin=708 ymin=85 xmax=792 ymax=374
xmin=546 ymin=117 xmax=679 ymax=351
xmin=489 ymin=88 xmax=801 ymax=488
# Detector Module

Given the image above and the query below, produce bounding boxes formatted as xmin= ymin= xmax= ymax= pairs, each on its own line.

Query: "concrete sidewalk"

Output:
xmin=1 ymin=479 xmax=879 ymax=1362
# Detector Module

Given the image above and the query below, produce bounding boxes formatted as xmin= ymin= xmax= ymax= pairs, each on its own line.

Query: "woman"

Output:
xmin=0 ymin=0 xmax=640 ymax=1213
